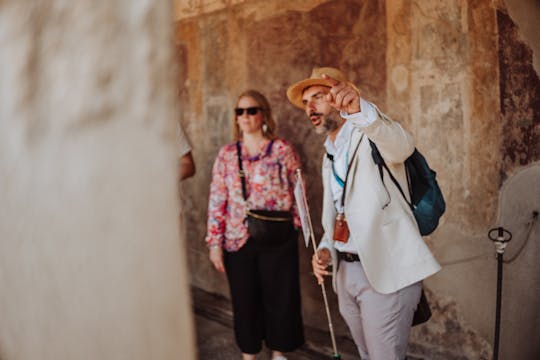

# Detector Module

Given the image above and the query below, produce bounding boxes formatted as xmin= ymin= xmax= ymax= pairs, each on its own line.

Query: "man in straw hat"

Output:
xmin=287 ymin=67 xmax=441 ymax=359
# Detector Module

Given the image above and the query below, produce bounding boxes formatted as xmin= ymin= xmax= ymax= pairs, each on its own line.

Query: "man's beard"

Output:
xmin=315 ymin=110 xmax=341 ymax=135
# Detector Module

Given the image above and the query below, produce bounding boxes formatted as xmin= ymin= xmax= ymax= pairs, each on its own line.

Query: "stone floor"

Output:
xmin=192 ymin=287 xmax=423 ymax=360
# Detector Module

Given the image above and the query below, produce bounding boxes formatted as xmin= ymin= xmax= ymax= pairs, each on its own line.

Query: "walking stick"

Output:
xmin=295 ymin=169 xmax=341 ymax=359
xmin=488 ymin=226 xmax=512 ymax=360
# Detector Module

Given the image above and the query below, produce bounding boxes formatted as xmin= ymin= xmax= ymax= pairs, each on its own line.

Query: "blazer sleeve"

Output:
xmin=353 ymin=104 xmax=415 ymax=164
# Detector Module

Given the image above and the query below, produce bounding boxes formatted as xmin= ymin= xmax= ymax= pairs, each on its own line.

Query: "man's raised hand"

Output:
xmin=323 ymin=74 xmax=361 ymax=114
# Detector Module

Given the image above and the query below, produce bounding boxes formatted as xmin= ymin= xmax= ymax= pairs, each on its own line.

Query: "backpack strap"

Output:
xmin=369 ymin=140 xmax=413 ymax=210
xmin=326 ymin=134 xmax=364 ymax=208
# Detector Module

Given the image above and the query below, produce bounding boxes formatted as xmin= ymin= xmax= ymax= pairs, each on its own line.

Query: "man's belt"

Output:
xmin=337 ymin=251 xmax=360 ymax=262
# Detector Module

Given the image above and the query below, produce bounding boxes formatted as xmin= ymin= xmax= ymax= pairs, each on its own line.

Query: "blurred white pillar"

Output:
xmin=0 ymin=2 xmax=195 ymax=359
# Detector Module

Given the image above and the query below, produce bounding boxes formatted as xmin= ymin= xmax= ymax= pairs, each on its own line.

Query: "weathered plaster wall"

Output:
xmin=175 ymin=0 xmax=539 ymax=358
xmin=498 ymin=9 xmax=540 ymax=178
xmin=177 ymin=0 xmax=389 ymax=340
xmin=495 ymin=3 xmax=540 ymax=360
xmin=495 ymin=164 xmax=540 ymax=360
xmin=504 ymin=0 xmax=540 ymax=72
xmin=0 ymin=2 xmax=195 ymax=359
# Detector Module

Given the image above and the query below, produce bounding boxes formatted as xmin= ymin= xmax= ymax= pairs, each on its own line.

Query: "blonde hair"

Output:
xmin=233 ymin=90 xmax=277 ymax=141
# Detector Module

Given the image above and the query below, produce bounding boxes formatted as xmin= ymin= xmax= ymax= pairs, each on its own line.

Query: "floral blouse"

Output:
xmin=205 ymin=138 xmax=302 ymax=252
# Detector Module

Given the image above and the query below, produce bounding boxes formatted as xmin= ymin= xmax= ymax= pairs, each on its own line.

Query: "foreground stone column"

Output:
xmin=0 ymin=2 xmax=195 ymax=359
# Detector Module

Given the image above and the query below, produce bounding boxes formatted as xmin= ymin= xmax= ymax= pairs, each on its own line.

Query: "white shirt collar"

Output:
xmin=324 ymin=120 xmax=353 ymax=156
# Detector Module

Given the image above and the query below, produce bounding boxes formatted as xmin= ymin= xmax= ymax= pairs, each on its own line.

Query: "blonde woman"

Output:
xmin=206 ymin=90 xmax=304 ymax=360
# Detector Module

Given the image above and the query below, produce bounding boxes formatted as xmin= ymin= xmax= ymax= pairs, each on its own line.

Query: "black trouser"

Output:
xmin=224 ymin=232 xmax=304 ymax=354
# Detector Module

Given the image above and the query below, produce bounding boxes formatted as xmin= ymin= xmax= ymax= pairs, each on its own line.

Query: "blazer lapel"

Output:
xmin=343 ymin=130 xmax=364 ymax=206
xmin=322 ymin=156 xmax=336 ymax=231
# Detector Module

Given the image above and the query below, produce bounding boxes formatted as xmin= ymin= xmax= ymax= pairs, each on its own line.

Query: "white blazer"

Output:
xmin=319 ymin=108 xmax=441 ymax=294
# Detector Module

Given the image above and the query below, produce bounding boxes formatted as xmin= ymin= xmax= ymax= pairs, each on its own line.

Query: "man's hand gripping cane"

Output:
xmin=312 ymin=248 xmax=331 ymax=285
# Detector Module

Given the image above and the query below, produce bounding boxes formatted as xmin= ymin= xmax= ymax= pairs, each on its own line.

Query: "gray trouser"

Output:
xmin=336 ymin=260 xmax=422 ymax=360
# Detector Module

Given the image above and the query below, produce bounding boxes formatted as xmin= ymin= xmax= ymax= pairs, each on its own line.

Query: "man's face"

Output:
xmin=301 ymin=85 xmax=341 ymax=135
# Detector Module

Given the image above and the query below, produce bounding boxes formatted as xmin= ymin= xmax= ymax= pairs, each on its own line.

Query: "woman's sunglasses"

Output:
xmin=234 ymin=107 xmax=262 ymax=116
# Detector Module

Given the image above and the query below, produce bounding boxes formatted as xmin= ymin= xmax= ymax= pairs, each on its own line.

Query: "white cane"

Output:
xmin=295 ymin=169 xmax=341 ymax=359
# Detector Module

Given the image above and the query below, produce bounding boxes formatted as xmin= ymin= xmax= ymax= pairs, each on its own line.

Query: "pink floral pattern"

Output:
xmin=205 ymin=138 xmax=302 ymax=252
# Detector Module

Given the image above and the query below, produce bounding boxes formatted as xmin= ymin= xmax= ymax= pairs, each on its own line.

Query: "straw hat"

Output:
xmin=286 ymin=67 xmax=356 ymax=109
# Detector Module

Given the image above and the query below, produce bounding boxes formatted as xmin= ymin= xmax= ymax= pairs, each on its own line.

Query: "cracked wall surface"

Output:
xmin=498 ymin=10 xmax=540 ymax=179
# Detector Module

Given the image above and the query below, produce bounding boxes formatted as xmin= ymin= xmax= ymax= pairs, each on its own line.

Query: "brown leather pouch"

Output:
xmin=333 ymin=213 xmax=349 ymax=243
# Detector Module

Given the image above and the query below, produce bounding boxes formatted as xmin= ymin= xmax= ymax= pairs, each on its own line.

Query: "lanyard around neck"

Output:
xmin=326 ymin=133 xmax=364 ymax=208
xmin=331 ymin=157 xmax=345 ymax=187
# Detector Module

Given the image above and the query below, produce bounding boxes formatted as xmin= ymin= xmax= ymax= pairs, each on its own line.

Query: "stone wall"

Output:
xmin=0 ymin=2 xmax=195 ymax=359
xmin=175 ymin=0 xmax=539 ymax=358
xmin=498 ymin=9 xmax=540 ymax=178
xmin=495 ymin=3 xmax=540 ymax=360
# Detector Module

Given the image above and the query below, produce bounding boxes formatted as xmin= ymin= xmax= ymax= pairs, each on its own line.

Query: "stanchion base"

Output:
xmin=332 ymin=354 xmax=342 ymax=359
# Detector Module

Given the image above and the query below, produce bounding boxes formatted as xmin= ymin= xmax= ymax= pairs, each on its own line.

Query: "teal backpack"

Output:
xmin=369 ymin=140 xmax=446 ymax=236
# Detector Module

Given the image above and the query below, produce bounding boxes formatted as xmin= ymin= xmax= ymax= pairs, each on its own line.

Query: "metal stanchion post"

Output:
xmin=488 ymin=226 xmax=512 ymax=360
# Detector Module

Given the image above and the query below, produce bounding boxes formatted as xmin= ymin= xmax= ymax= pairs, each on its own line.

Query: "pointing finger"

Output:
xmin=322 ymin=73 xmax=341 ymax=86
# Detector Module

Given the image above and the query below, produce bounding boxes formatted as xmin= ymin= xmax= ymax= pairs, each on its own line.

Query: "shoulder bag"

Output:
xmin=236 ymin=141 xmax=294 ymax=246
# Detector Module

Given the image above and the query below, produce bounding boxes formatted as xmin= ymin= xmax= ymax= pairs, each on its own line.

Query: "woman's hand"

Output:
xmin=312 ymin=248 xmax=331 ymax=285
xmin=209 ymin=246 xmax=225 ymax=273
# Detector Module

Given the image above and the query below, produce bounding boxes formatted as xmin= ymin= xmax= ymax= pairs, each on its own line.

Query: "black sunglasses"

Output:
xmin=234 ymin=107 xmax=262 ymax=116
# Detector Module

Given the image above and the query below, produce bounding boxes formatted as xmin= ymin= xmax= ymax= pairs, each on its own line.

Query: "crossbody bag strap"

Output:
xmin=236 ymin=140 xmax=275 ymax=202
xmin=340 ymin=133 xmax=364 ymax=208
xmin=236 ymin=140 xmax=290 ymax=222
xmin=236 ymin=141 xmax=248 ymax=201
